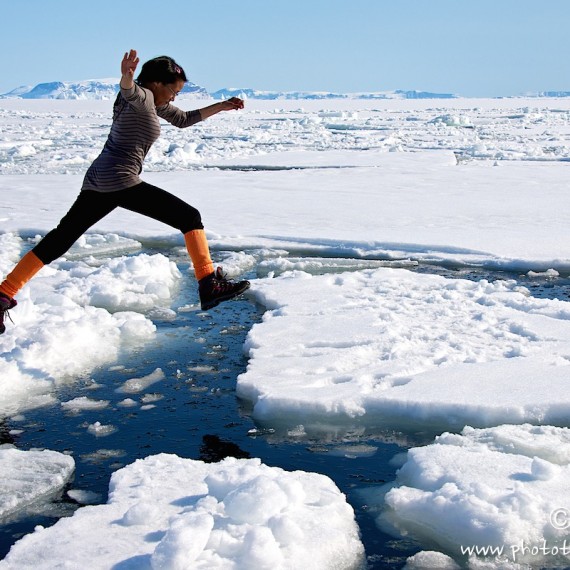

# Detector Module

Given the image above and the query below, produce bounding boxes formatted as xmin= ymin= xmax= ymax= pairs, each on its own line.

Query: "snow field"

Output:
xmin=3 ymin=98 xmax=570 ymax=177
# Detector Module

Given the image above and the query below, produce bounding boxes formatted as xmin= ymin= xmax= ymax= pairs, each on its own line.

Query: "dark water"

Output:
xmin=0 ymin=254 xmax=568 ymax=568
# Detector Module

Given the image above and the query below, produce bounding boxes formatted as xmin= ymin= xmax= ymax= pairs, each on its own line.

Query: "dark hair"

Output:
xmin=136 ymin=56 xmax=187 ymax=86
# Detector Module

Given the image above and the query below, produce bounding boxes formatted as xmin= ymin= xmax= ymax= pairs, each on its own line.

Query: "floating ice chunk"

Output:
xmin=403 ymin=550 xmax=461 ymax=569
xmin=67 ymin=489 xmax=102 ymax=505
xmin=165 ymin=141 xmax=202 ymax=162
xmin=1 ymin=455 xmax=365 ymax=569
xmin=61 ymin=397 xmax=110 ymax=412
xmin=287 ymin=425 xmax=307 ymax=438
xmin=87 ymin=422 xmax=117 ymax=437
xmin=378 ymin=424 xmax=570 ymax=568
xmin=141 ymin=393 xmax=163 ymax=404
xmin=0 ymin=447 xmax=75 ymax=521
xmin=10 ymin=144 xmax=37 ymax=157
xmin=116 ymin=368 xmax=165 ymax=394
xmin=527 ymin=268 xmax=560 ymax=278
xmin=328 ymin=444 xmax=378 ymax=458
xmin=256 ymin=256 xmax=415 ymax=277
xmin=146 ymin=306 xmax=177 ymax=321
xmin=187 ymin=365 xmax=216 ymax=374
xmin=318 ymin=110 xmax=358 ymax=120
xmin=80 ymin=449 xmax=126 ymax=464
xmin=117 ymin=398 xmax=138 ymax=408
xmin=437 ymin=424 xmax=570 ymax=465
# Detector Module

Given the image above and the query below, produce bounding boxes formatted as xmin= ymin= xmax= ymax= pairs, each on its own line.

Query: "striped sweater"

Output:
xmin=81 ymin=84 xmax=202 ymax=192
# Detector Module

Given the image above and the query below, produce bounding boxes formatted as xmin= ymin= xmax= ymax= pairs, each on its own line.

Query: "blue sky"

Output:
xmin=1 ymin=0 xmax=568 ymax=97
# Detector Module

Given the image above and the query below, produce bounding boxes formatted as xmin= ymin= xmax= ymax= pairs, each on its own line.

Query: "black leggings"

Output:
xmin=33 ymin=182 xmax=203 ymax=264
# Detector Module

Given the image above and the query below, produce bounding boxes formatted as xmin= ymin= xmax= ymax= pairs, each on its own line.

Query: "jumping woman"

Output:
xmin=0 ymin=49 xmax=250 ymax=334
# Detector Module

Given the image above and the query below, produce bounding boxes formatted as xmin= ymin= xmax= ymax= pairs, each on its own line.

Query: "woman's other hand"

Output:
xmin=219 ymin=97 xmax=245 ymax=111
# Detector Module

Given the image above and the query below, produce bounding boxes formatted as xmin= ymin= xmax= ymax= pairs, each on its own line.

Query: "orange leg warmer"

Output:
xmin=0 ymin=251 xmax=44 ymax=299
xmin=184 ymin=230 xmax=214 ymax=281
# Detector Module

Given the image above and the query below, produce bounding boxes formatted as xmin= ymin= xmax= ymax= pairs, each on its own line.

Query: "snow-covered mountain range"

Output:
xmin=0 ymin=79 xmax=459 ymax=100
xmin=0 ymin=79 xmax=209 ymax=100
xmin=210 ymin=88 xmax=458 ymax=100
xmin=1 ymin=79 xmax=568 ymax=100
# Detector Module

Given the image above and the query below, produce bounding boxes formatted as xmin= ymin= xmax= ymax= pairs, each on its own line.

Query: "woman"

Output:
xmin=0 ymin=50 xmax=250 ymax=334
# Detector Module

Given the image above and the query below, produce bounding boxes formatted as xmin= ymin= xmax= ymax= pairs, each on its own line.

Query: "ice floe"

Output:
xmin=239 ymin=268 xmax=570 ymax=435
xmin=0 ymin=455 xmax=365 ymax=570
xmin=0 ymin=447 xmax=74 ymax=522
xmin=377 ymin=424 xmax=570 ymax=568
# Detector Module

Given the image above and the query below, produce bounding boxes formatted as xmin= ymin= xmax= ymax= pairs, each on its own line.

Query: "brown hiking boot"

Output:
xmin=198 ymin=267 xmax=250 ymax=310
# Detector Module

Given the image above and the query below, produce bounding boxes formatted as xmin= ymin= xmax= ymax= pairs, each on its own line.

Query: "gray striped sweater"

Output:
xmin=81 ymin=84 xmax=202 ymax=192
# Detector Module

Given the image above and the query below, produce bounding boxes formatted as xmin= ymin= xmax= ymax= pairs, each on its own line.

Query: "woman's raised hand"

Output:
xmin=121 ymin=50 xmax=140 ymax=80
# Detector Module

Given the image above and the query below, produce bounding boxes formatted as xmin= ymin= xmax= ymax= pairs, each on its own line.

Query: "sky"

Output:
xmin=0 ymin=0 xmax=569 ymax=97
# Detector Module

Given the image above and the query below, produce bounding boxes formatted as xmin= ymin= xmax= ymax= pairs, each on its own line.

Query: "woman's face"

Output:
xmin=149 ymin=79 xmax=185 ymax=106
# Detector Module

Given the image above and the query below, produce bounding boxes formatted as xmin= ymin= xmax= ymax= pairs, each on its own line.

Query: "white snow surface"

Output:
xmin=2 ymin=97 xmax=570 ymax=568
xmin=0 ymin=455 xmax=365 ymax=570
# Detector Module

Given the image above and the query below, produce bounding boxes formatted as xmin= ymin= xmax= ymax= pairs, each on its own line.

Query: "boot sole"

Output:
xmin=200 ymin=281 xmax=251 ymax=311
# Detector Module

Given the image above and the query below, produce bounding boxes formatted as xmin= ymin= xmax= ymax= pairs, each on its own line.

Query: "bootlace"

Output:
xmin=0 ymin=303 xmax=15 ymax=326
xmin=212 ymin=278 xmax=237 ymax=294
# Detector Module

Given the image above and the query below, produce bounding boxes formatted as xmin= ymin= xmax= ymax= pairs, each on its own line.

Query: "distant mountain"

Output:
xmin=211 ymin=88 xmax=350 ymax=100
xmin=210 ymin=88 xmax=458 ymax=100
xmin=0 ymin=79 xmax=209 ymax=100
xmin=394 ymin=90 xmax=456 ymax=99
xmin=532 ymin=91 xmax=570 ymax=98
xmin=1 ymin=85 xmax=34 ymax=97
